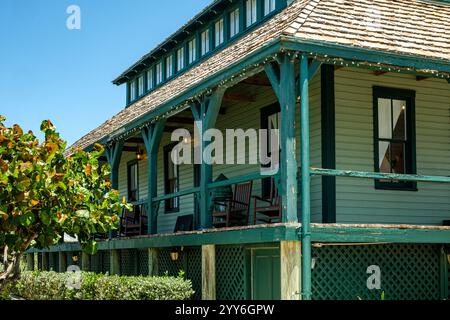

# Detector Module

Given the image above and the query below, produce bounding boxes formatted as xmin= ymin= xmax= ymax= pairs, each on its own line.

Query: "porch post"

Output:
xmin=26 ymin=253 xmax=34 ymax=271
xmin=300 ymin=53 xmax=312 ymax=300
xmin=142 ymin=120 xmax=167 ymax=235
xmin=202 ymin=244 xmax=216 ymax=300
xmin=82 ymin=252 xmax=90 ymax=271
xmin=191 ymin=90 xmax=225 ymax=230
xmin=148 ymin=248 xmax=159 ymax=276
xmin=58 ymin=252 xmax=67 ymax=272
xmin=42 ymin=252 xmax=49 ymax=271
xmin=106 ymin=141 xmax=124 ymax=239
xmin=110 ymin=249 xmax=121 ymax=275
xmin=440 ymin=246 xmax=449 ymax=299
xmin=264 ymin=53 xmax=298 ymax=223
xmin=280 ymin=241 xmax=302 ymax=300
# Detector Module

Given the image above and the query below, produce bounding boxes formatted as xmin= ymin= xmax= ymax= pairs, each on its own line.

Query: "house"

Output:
xmin=30 ymin=0 xmax=450 ymax=300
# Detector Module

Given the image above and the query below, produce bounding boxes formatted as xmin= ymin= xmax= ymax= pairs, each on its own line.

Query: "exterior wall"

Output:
xmin=117 ymin=72 xmax=323 ymax=233
xmin=334 ymin=68 xmax=450 ymax=225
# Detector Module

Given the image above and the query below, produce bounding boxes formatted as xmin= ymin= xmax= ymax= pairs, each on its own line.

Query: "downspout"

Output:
xmin=300 ymin=54 xmax=312 ymax=300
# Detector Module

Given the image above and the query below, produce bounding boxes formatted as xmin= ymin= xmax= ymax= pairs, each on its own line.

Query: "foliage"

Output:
xmin=0 ymin=115 xmax=130 ymax=289
xmin=9 ymin=271 xmax=194 ymax=300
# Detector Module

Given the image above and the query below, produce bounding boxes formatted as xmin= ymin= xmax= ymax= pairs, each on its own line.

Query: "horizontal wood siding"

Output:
xmin=335 ymin=68 xmax=450 ymax=225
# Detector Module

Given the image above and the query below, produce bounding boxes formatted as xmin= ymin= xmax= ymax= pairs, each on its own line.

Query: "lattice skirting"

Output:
xmin=312 ymin=244 xmax=443 ymax=300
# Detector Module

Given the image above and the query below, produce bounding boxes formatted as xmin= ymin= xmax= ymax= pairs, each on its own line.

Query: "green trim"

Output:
xmin=311 ymin=168 xmax=450 ymax=183
xmin=321 ymin=64 xmax=336 ymax=223
xmin=373 ymin=86 xmax=417 ymax=191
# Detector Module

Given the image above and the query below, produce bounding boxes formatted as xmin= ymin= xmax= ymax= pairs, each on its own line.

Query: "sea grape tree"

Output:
xmin=0 ymin=115 xmax=128 ymax=290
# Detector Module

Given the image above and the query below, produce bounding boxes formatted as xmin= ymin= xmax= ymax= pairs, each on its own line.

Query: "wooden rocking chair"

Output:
xmin=252 ymin=178 xmax=281 ymax=224
xmin=119 ymin=204 xmax=148 ymax=237
xmin=212 ymin=181 xmax=253 ymax=228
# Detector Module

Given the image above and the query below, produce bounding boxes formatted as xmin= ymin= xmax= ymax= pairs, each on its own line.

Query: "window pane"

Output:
xmin=201 ymin=30 xmax=210 ymax=56
xmin=246 ymin=0 xmax=257 ymax=27
xmin=392 ymin=100 xmax=407 ymax=141
xmin=166 ymin=56 xmax=173 ymax=78
xmin=147 ymin=69 xmax=153 ymax=90
xmin=177 ymin=48 xmax=184 ymax=71
xmin=390 ymin=142 xmax=405 ymax=174
xmin=265 ymin=0 xmax=276 ymax=16
xmin=230 ymin=9 xmax=240 ymax=38
xmin=130 ymin=81 xmax=136 ymax=100
xmin=188 ymin=40 xmax=196 ymax=64
xmin=138 ymin=76 xmax=144 ymax=96
xmin=215 ymin=19 xmax=224 ymax=47
xmin=378 ymin=141 xmax=391 ymax=173
xmin=156 ymin=62 xmax=162 ymax=84
xmin=378 ymin=98 xmax=392 ymax=139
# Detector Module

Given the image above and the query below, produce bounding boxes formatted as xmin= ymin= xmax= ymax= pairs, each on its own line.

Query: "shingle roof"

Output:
xmin=69 ymin=0 xmax=450 ymax=153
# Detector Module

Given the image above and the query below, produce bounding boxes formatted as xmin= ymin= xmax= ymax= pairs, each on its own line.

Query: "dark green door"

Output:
xmin=252 ymin=249 xmax=280 ymax=300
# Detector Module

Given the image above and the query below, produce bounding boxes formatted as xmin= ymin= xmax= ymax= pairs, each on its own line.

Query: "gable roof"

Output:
xmin=69 ymin=0 xmax=450 ymax=153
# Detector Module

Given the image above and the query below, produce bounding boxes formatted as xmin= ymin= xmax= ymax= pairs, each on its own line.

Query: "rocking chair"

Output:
xmin=119 ymin=204 xmax=148 ymax=237
xmin=212 ymin=181 xmax=253 ymax=228
xmin=252 ymin=177 xmax=281 ymax=224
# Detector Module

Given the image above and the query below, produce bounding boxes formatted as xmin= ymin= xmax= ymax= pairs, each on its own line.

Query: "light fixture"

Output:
xmin=72 ymin=254 xmax=79 ymax=263
xmin=170 ymin=248 xmax=180 ymax=261
xmin=136 ymin=145 xmax=144 ymax=161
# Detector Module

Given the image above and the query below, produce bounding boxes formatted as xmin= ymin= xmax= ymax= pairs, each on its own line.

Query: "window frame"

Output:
xmin=214 ymin=18 xmax=225 ymax=48
xmin=176 ymin=47 xmax=185 ymax=72
xmin=229 ymin=7 xmax=240 ymax=38
xmin=137 ymin=75 xmax=144 ymax=97
xmin=264 ymin=0 xmax=276 ymax=16
xmin=146 ymin=68 xmax=154 ymax=91
xmin=164 ymin=143 xmax=180 ymax=213
xmin=127 ymin=160 xmax=139 ymax=202
xmin=200 ymin=29 xmax=210 ymax=57
xmin=245 ymin=0 xmax=258 ymax=28
xmin=260 ymin=103 xmax=281 ymax=199
xmin=373 ymin=86 xmax=417 ymax=191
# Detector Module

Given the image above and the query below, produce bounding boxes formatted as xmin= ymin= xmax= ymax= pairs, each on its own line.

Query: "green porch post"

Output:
xmin=191 ymin=90 xmax=225 ymax=230
xmin=142 ymin=120 xmax=167 ymax=235
xmin=42 ymin=252 xmax=49 ymax=271
xmin=264 ymin=53 xmax=298 ymax=222
xmin=300 ymin=53 xmax=312 ymax=300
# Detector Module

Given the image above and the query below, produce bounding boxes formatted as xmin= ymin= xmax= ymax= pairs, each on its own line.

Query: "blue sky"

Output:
xmin=0 ymin=0 xmax=211 ymax=145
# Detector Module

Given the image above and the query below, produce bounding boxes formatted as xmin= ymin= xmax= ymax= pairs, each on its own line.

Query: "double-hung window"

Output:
xmin=264 ymin=0 xmax=276 ymax=16
xmin=164 ymin=144 xmax=180 ymax=213
xmin=177 ymin=47 xmax=185 ymax=72
xmin=201 ymin=29 xmax=210 ymax=56
xmin=373 ymin=86 xmax=416 ymax=190
xmin=215 ymin=19 xmax=224 ymax=47
xmin=146 ymin=68 xmax=154 ymax=91
xmin=137 ymin=75 xmax=144 ymax=97
xmin=188 ymin=39 xmax=197 ymax=64
xmin=166 ymin=55 xmax=173 ymax=79
xmin=229 ymin=8 xmax=240 ymax=38
xmin=156 ymin=62 xmax=163 ymax=85
xmin=130 ymin=80 xmax=136 ymax=101
xmin=246 ymin=0 xmax=257 ymax=27
xmin=127 ymin=161 xmax=139 ymax=202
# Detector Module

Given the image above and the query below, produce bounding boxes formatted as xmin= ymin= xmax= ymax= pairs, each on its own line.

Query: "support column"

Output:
xmin=142 ymin=120 xmax=166 ymax=235
xmin=110 ymin=250 xmax=121 ymax=275
xmin=280 ymin=241 xmax=302 ymax=300
xmin=202 ymin=245 xmax=216 ymax=300
xmin=148 ymin=248 xmax=159 ymax=276
xmin=191 ymin=90 xmax=225 ymax=230
xmin=264 ymin=53 xmax=298 ymax=223
xmin=27 ymin=253 xmax=34 ymax=271
xmin=82 ymin=252 xmax=90 ymax=271
xmin=440 ymin=246 xmax=449 ymax=300
xmin=106 ymin=141 xmax=124 ymax=239
xmin=300 ymin=53 xmax=312 ymax=300
xmin=59 ymin=252 xmax=67 ymax=272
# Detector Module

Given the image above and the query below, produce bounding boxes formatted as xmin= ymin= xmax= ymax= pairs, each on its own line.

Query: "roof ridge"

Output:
xmin=282 ymin=0 xmax=322 ymax=37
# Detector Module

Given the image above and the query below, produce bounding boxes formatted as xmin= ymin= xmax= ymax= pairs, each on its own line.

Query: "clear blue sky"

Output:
xmin=0 ymin=0 xmax=211 ymax=145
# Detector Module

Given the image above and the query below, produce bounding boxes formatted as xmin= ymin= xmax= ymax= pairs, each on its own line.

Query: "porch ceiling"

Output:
xmin=67 ymin=0 xmax=450 ymax=155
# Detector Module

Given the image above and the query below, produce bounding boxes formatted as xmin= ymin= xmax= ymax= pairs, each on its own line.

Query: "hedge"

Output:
xmin=8 ymin=271 xmax=194 ymax=300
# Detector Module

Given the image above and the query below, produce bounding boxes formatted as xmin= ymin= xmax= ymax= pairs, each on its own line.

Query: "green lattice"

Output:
xmin=216 ymin=245 xmax=247 ymax=300
xmin=49 ymin=252 xmax=59 ymax=272
xmin=90 ymin=253 xmax=103 ymax=273
xmin=120 ymin=249 xmax=138 ymax=275
xmin=38 ymin=253 xmax=42 ymax=270
xmin=138 ymin=249 xmax=149 ymax=275
xmin=158 ymin=249 xmax=184 ymax=277
xmin=312 ymin=244 xmax=441 ymax=300
xmin=102 ymin=251 xmax=110 ymax=274
xmin=186 ymin=248 xmax=202 ymax=300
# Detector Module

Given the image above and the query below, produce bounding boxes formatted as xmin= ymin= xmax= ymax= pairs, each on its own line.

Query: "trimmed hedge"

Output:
xmin=10 ymin=271 xmax=194 ymax=300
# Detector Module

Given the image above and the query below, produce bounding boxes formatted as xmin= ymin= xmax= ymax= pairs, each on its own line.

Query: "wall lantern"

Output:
xmin=170 ymin=247 xmax=184 ymax=261
xmin=136 ymin=145 xmax=144 ymax=161
xmin=72 ymin=253 xmax=79 ymax=263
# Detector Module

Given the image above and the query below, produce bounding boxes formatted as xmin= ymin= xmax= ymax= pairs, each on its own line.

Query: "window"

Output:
xmin=246 ymin=0 xmax=257 ymax=27
xmin=164 ymin=144 xmax=180 ymax=212
xmin=215 ymin=19 xmax=224 ymax=47
xmin=138 ymin=75 xmax=144 ymax=96
xmin=130 ymin=80 xmax=136 ymax=101
xmin=188 ymin=39 xmax=197 ymax=64
xmin=201 ymin=29 xmax=210 ymax=56
xmin=260 ymin=103 xmax=281 ymax=198
xmin=373 ymin=86 xmax=416 ymax=190
xmin=146 ymin=68 xmax=154 ymax=91
xmin=127 ymin=161 xmax=139 ymax=202
xmin=177 ymin=47 xmax=185 ymax=71
xmin=264 ymin=0 xmax=276 ymax=16
xmin=229 ymin=8 xmax=240 ymax=38
xmin=156 ymin=62 xmax=163 ymax=85
xmin=166 ymin=55 xmax=173 ymax=79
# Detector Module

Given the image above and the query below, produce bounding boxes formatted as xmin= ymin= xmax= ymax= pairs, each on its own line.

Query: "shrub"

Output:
xmin=9 ymin=271 xmax=194 ymax=300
